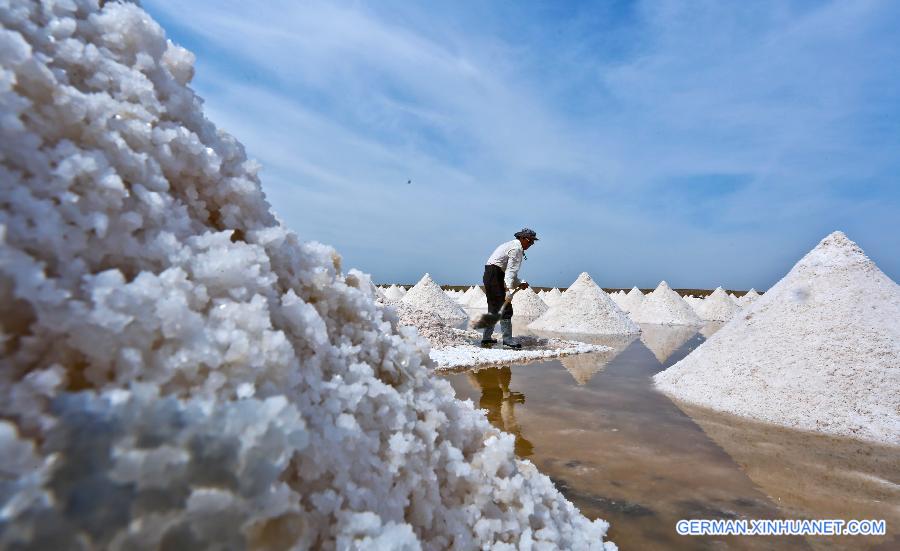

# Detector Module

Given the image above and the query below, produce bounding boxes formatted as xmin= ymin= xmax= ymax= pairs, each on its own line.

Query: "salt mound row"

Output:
xmin=630 ymin=281 xmax=702 ymax=325
xmin=529 ymin=273 xmax=640 ymax=335
xmin=0 ymin=4 xmax=613 ymax=548
xmin=655 ymin=232 xmax=900 ymax=445
xmin=384 ymin=284 xmax=407 ymax=301
xmin=401 ymin=274 xmax=468 ymax=321
xmin=511 ymin=287 xmax=548 ymax=318
xmin=619 ymin=286 xmax=645 ymax=314
xmin=460 ymin=285 xmax=478 ymax=304
xmin=694 ymin=287 xmax=741 ymax=322
xmin=465 ymin=285 xmax=488 ymax=309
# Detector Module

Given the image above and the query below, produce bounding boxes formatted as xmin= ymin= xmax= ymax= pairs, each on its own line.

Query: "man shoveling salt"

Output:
xmin=473 ymin=228 xmax=539 ymax=348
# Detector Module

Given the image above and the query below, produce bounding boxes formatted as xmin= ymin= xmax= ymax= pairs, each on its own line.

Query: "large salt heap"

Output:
xmin=511 ymin=287 xmax=548 ymax=319
xmin=0 ymin=3 xmax=613 ymax=548
xmin=529 ymin=273 xmax=640 ymax=335
xmin=694 ymin=287 xmax=740 ymax=322
xmin=655 ymin=232 xmax=900 ymax=445
xmin=401 ymin=274 xmax=468 ymax=321
xmin=630 ymin=281 xmax=702 ymax=325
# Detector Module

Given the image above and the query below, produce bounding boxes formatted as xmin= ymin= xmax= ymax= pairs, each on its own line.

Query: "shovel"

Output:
xmin=471 ymin=288 xmax=521 ymax=329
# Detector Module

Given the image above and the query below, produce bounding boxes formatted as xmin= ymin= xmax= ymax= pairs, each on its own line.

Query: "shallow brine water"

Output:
xmin=438 ymin=324 xmax=899 ymax=550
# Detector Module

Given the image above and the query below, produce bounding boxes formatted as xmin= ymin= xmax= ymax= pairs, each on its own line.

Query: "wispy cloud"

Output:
xmin=144 ymin=0 xmax=900 ymax=288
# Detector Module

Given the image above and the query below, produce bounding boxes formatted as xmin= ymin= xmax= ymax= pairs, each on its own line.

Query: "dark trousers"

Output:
xmin=483 ymin=265 xmax=513 ymax=320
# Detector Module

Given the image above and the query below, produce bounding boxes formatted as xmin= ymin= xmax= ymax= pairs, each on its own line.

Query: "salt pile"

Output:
xmin=460 ymin=285 xmax=478 ymax=304
xmin=401 ymin=274 xmax=468 ymax=321
xmin=741 ymin=288 xmax=761 ymax=306
xmin=0 ymin=3 xmax=613 ymax=548
xmin=655 ymin=232 xmax=900 ymax=445
xmin=694 ymin=287 xmax=740 ymax=322
xmin=618 ymin=286 xmax=645 ymax=314
xmin=630 ymin=281 xmax=702 ymax=325
xmin=543 ymin=287 xmax=563 ymax=307
xmin=511 ymin=287 xmax=548 ymax=318
xmin=465 ymin=285 xmax=488 ymax=309
xmin=382 ymin=284 xmax=406 ymax=302
xmin=529 ymin=273 xmax=640 ymax=335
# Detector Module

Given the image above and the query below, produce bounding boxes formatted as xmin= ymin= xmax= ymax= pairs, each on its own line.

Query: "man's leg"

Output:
xmin=482 ymin=266 xmax=503 ymax=345
xmin=500 ymin=303 xmax=520 ymax=349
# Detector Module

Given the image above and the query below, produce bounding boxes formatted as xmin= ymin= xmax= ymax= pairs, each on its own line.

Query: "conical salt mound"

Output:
xmin=512 ymin=287 xmax=548 ymax=318
xmin=630 ymin=281 xmax=702 ymax=325
xmin=460 ymin=286 xmax=478 ymax=304
xmin=402 ymin=274 xmax=468 ymax=320
xmin=529 ymin=273 xmax=640 ymax=335
xmin=544 ymin=287 xmax=563 ymax=307
xmin=740 ymin=288 xmax=761 ymax=306
xmin=0 ymin=5 xmax=619 ymax=546
xmin=383 ymin=284 xmax=407 ymax=301
xmin=695 ymin=287 xmax=741 ymax=322
xmin=639 ymin=324 xmax=698 ymax=364
xmin=619 ymin=286 xmax=645 ymax=314
xmin=465 ymin=285 xmax=488 ymax=309
xmin=655 ymin=231 xmax=900 ymax=444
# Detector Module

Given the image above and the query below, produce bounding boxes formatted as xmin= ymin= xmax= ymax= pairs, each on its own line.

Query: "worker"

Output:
xmin=481 ymin=228 xmax=538 ymax=348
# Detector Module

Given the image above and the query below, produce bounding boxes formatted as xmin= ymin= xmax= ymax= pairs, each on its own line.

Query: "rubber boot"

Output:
xmin=500 ymin=319 xmax=521 ymax=349
xmin=481 ymin=325 xmax=497 ymax=347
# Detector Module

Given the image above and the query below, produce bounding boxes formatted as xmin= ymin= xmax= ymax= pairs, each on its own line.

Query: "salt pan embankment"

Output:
xmin=655 ymin=232 xmax=900 ymax=445
xmin=630 ymin=281 xmax=702 ymax=325
xmin=0 ymin=3 xmax=614 ymax=547
xmin=529 ymin=273 xmax=640 ymax=335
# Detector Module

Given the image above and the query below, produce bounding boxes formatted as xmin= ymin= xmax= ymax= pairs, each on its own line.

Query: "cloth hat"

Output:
xmin=514 ymin=228 xmax=539 ymax=241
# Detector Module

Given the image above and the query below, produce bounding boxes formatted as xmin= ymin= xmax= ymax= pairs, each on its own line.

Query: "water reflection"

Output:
xmin=638 ymin=323 xmax=699 ymax=364
xmin=673 ymin=402 xmax=900 ymax=551
xmin=467 ymin=367 xmax=534 ymax=457
xmin=700 ymin=321 xmax=726 ymax=338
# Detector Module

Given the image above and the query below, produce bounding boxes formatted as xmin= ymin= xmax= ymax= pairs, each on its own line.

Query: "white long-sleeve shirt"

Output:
xmin=485 ymin=239 xmax=524 ymax=289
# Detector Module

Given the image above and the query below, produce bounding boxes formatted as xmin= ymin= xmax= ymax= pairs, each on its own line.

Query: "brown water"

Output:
xmin=438 ymin=326 xmax=899 ymax=550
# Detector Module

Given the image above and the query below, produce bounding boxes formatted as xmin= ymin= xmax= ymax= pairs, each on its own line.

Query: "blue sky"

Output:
xmin=143 ymin=0 xmax=899 ymax=289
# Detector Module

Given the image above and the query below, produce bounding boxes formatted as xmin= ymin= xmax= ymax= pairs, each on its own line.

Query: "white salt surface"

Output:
xmin=630 ymin=281 xmax=702 ymax=325
xmin=0 ymin=3 xmax=613 ymax=548
xmin=401 ymin=274 xmax=468 ymax=321
xmin=465 ymin=285 xmax=488 ymax=309
xmin=529 ymin=273 xmax=640 ymax=335
xmin=511 ymin=287 xmax=548 ymax=318
xmin=431 ymin=340 xmax=609 ymax=370
xmin=619 ymin=286 xmax=645 ymax=314
xmin=694 ymin=287 xmax=741 ymax=322
xmin=655 ymin=232 xmax=900 ymax=445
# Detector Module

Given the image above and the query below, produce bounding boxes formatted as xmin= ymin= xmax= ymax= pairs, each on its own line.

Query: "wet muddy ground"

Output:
xmin=438 ymin=325 xmax=898 ymax=550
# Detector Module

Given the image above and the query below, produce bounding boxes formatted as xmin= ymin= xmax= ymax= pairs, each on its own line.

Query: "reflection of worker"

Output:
xmin=482 ymin=229 xmax=538 ymax=348
xmin=470 ymin=367 xmax=533 ymax=457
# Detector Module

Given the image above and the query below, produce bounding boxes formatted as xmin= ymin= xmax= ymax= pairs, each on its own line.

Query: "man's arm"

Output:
xmin=504 ymin=246 xmax=523 ymax=290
